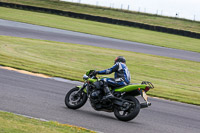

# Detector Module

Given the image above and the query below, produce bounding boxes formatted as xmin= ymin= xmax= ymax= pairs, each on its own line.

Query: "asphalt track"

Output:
xmin=0 ymin=68 xmax=200 ymax=133
xmin=0 ymin=19 xmax=200 ymax=62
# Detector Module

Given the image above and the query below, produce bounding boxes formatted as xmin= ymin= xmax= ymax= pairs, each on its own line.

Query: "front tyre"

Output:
xmin=114 ymin=96 xmax=140 ymax=121
xmin=65 ymin=87 xmax=87 ymax=109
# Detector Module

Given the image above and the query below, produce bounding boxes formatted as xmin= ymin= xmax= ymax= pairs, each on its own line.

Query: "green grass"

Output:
xmin=0 ymin=7 xmax=200 ymax=53
xmin=1 ymin=0 xmax=200 ymax=33
xmin=0 ymin=36 xmax=199 ymax=105
xmin=0 ymin=111 xmax=95 ymax=133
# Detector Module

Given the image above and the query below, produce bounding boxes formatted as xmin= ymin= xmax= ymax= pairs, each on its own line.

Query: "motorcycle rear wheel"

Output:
xmin=65 ymin=87 xmax=87 ymax=109
xmin=114 ymin=96 xmax=140 ymax=121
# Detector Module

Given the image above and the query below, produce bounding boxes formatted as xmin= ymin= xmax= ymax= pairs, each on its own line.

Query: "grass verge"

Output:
xmin=0 ymin=111 xmax=95 ymax=133
xmin=0 ymin=7 xmax=200 ymax=53
xmin=0 ymin=0 xmax=200 ymax=33
xmin=0 ymin=35 xmax=199 ymax=105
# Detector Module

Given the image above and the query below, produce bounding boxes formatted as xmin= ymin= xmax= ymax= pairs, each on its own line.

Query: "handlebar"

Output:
xmin=88 ymin=70 xmax=97 ymax=78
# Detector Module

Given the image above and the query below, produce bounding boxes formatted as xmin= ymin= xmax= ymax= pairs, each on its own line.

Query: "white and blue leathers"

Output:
xmin=97 ymin=62 xmax=131 ymax=88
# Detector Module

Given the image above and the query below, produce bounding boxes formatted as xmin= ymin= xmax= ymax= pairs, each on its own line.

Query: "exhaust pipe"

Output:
xmin=140 ymin=102 xmax=151 ymax=108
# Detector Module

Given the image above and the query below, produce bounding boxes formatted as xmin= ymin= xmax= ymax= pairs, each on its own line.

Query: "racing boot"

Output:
xmin=103 ymin=86 xmax=114 ymax=100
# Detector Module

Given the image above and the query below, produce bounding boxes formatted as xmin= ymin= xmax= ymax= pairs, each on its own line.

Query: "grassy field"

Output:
xmin=0 ymin=111 xmax=95 ymax=133
xmin=0 ymin=7 xmax=200 ymax=53
xmin=0 ymin=35 xmax=199 ymax=105
xmin=1 ymin=0 xmax=200 ymax=33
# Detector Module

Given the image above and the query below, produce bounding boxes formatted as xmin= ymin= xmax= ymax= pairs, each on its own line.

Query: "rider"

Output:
xmin=95 ymin=56 xmax=131 ymax=99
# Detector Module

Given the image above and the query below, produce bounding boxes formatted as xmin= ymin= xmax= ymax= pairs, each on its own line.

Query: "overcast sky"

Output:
xmin=62 ymin=0 xmax=200 ymax=21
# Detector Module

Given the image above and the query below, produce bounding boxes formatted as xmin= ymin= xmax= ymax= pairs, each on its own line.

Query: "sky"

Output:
xmin=61 ymin=0 xmax=200 ymax=21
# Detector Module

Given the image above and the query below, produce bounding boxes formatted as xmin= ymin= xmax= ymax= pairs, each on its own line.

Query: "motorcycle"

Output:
xmin=65 ymin=70 xmax=154 ymax=121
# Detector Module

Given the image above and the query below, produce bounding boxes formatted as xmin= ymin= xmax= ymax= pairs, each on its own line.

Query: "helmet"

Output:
xmin=114 ymin=56 xmax=126 ymax=64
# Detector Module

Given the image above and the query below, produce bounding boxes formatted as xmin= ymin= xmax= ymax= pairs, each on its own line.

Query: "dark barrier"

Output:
xmin=0 ymin=2 xmax=200 ymax=39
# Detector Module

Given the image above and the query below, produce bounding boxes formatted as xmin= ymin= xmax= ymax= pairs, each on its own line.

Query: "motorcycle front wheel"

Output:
xmin=65 ymin=87 xmax=87 ymax=109
xmin=114 ymin=96 xmax=140 ymax=121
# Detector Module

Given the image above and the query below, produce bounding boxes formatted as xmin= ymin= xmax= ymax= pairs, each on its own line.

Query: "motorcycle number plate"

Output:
xmin=142 ymin=90 xmax=148 ymax=102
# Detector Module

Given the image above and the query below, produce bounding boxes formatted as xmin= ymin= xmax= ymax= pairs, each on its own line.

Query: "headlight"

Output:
xmin=83 ymin=74 xmax=88 ymax=80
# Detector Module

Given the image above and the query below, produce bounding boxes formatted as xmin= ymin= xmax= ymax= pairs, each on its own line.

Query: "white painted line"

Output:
xmin=51 ymin=77 xmax=83 ymax=85
xmin=0 ymin=66 xmax=82 ymax=85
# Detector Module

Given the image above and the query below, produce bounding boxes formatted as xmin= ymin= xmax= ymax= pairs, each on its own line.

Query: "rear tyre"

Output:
xmin=65 ymin=87 xmax=87 ymax=109
xmin=114 ymin=96 xmax=140 ymax=121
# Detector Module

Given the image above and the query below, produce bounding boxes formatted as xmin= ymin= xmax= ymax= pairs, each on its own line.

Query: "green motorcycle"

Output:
xmin=65 ymin=70 xmax=154 ymax=121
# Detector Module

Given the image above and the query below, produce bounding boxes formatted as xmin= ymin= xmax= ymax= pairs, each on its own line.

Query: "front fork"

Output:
xmin=75 ymin=83 xmax=87 ymax=96
xmin=138 ymin=88 xmax=151 ymax=108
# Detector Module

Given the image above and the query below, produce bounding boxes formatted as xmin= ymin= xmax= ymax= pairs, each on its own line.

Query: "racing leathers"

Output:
xmin=97 ymin=62 xmax=131 ymax=88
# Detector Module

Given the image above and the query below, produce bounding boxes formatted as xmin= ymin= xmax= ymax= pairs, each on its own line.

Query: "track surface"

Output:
xmin=0 ymin=68 xmax=200 ymax=133
xmin=0 ymin=19 xmax=200 ymax=62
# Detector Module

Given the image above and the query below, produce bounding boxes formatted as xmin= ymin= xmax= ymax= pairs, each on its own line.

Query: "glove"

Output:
xmin=89 ymin=70 xmax=98 ymax=77
xmin=93 ymin=70 xmax=98 ymax=76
